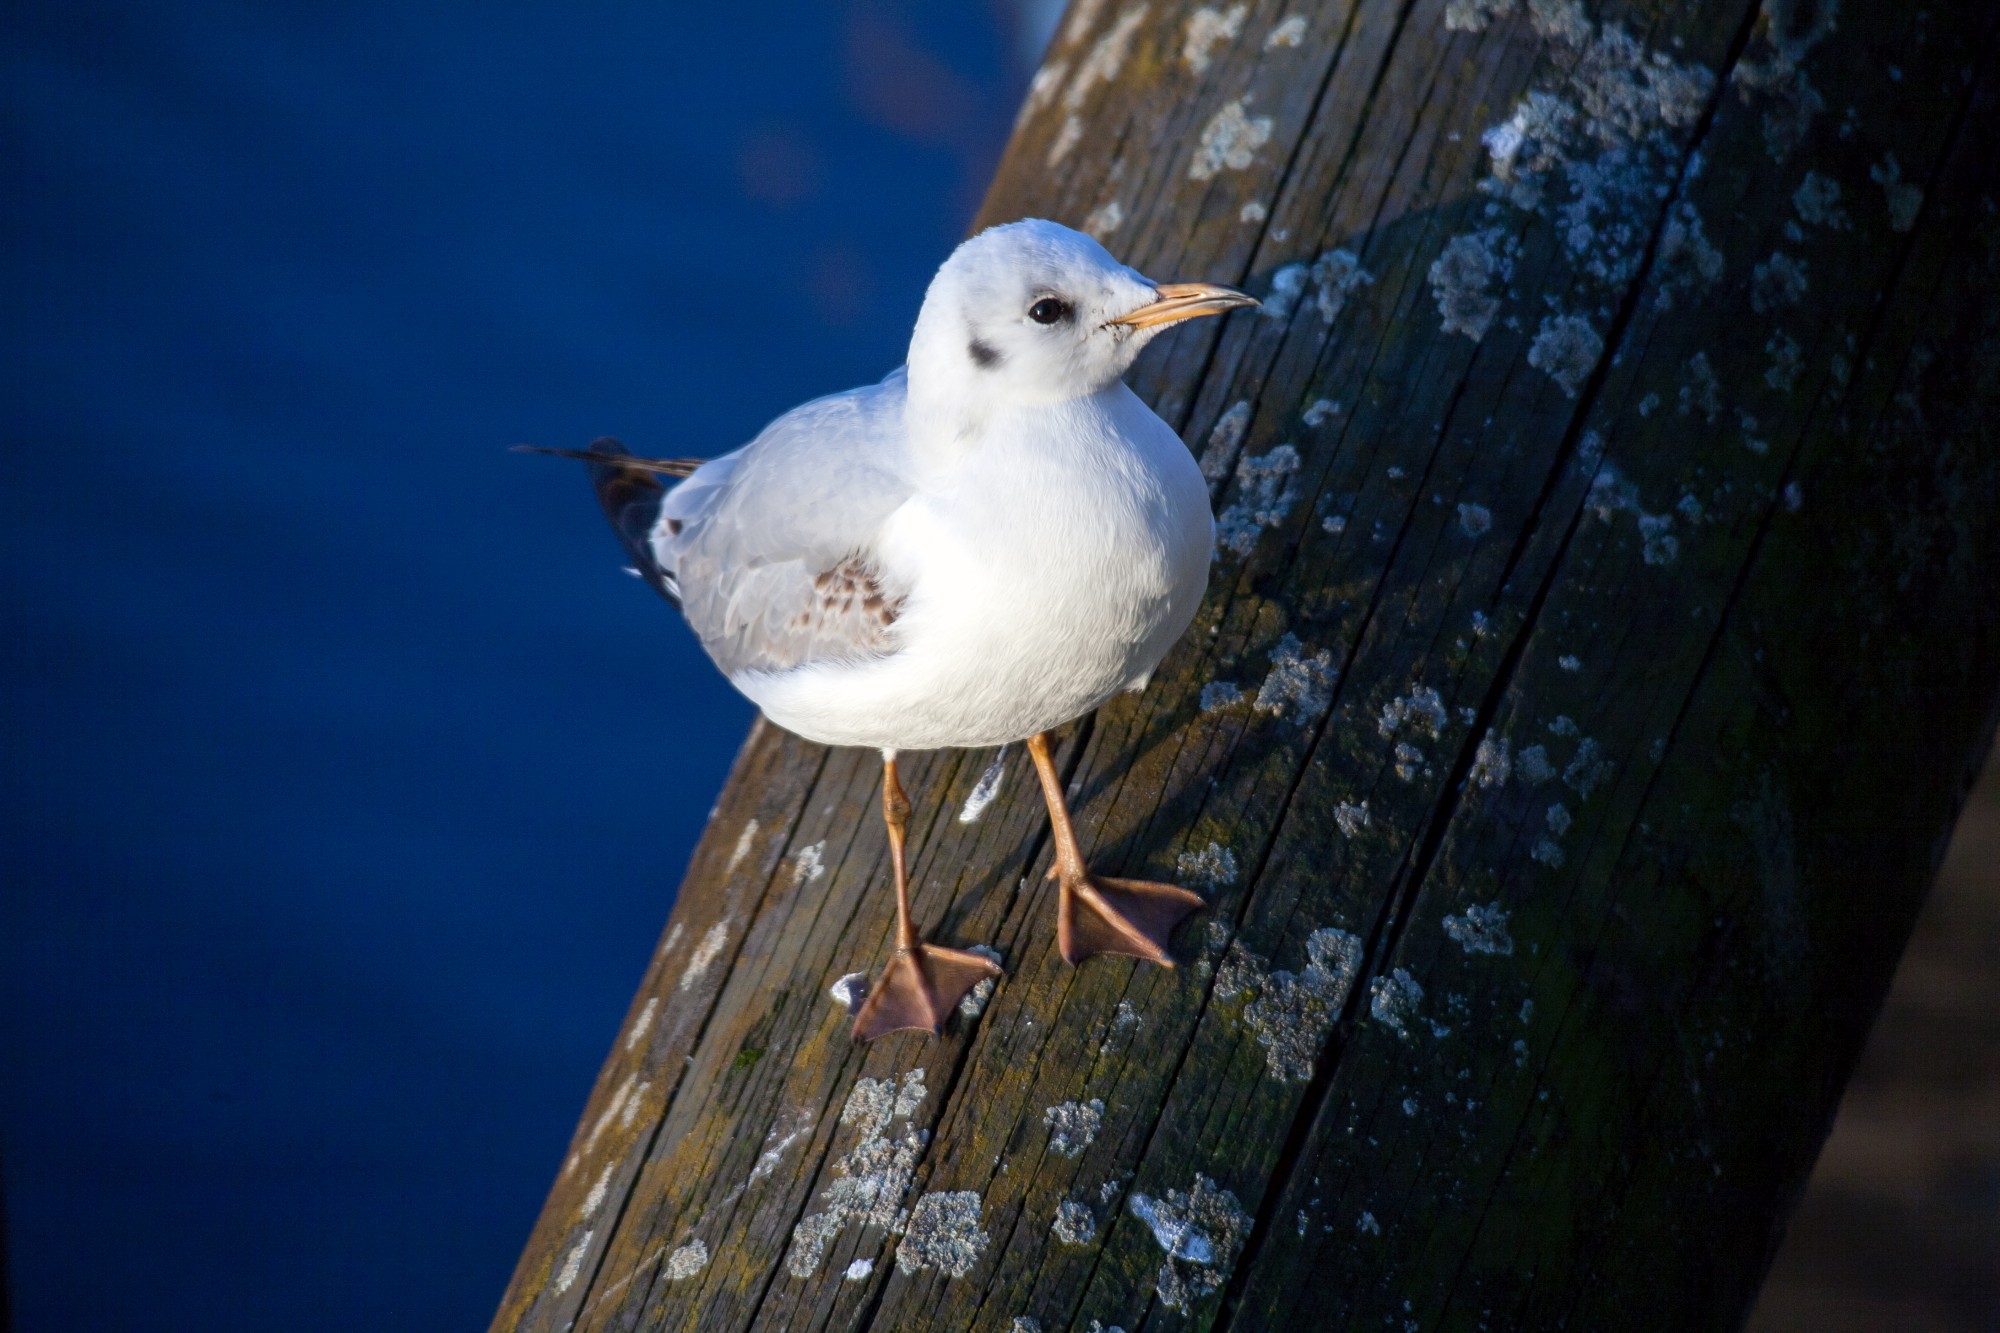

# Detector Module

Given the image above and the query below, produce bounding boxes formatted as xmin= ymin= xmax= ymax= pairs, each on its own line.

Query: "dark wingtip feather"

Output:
xmin=518 ymin=437 xmax=697 ymax=606
xmin=513 ymin=441 xmax=703 ymax=478
xmin=584 ymin=439 xmax=683 ymax=607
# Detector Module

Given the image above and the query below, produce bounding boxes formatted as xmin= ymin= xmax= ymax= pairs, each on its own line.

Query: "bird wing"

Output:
xmin=655 ymin=368 xmax=917 ymax=678
xmin=542 ymin=441 xmax=704 ymax=605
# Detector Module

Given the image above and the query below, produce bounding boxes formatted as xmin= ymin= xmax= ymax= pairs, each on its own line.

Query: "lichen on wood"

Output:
xmin=493 ymin=2 xmax=2000 ymax=1329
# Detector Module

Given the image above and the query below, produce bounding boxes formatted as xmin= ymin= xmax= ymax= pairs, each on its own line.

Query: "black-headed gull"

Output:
xmin=526 ymin=219 xmax=1256 ymax=1040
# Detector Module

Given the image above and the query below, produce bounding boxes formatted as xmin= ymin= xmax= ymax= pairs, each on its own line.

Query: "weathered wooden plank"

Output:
xmin=492 ymin=724 xmax=836 ymax=1330
xmin=495 ymin=1 xmax=2000 ymax=1329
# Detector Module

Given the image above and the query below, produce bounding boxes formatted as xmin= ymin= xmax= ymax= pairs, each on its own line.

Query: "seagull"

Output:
xmin=525 ymin=218 xmax=1256 ymax=1041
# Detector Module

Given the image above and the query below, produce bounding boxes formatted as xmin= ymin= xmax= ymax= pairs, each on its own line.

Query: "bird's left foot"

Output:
xmin=1054 ymin=869 xmax=1204 ymax=966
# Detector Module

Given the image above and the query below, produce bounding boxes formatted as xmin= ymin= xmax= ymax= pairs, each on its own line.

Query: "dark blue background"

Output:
xmin=1 ymin=4 xmax=1052 ymax=1327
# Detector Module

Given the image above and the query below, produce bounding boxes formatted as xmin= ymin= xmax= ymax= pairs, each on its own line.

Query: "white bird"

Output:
xmin=526 ymin=219 xmax=1256 ymax=1040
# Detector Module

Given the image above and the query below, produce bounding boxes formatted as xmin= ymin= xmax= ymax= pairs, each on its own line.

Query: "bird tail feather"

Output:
xmin=515 ymin=438 xmax=701 ymax=606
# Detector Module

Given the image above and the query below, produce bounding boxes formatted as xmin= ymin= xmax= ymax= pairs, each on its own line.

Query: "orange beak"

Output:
xmin=1108 ymin=281 xmax=1259 ymax=329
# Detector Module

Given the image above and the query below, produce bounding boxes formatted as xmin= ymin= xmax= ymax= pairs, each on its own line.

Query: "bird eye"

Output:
xmin=1028 ymin=297 xmax=1072 ymax=325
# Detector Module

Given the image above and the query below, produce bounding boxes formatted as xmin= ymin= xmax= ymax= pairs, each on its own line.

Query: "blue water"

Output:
xmin=1 ymin=5 xmax=1041 ymax=1327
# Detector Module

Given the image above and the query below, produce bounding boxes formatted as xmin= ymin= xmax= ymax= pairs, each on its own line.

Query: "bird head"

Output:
xmin=906 ymin=218 xmax=1255 ymax=424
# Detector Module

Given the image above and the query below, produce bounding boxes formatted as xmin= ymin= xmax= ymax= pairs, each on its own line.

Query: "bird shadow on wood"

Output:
xmin=1049 ymin=197 xmax=1523 ymax=956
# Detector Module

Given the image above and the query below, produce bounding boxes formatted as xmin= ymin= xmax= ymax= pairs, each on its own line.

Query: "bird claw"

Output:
xmin=851 ymin=943 xmax=1004 ymax=1042
xmin=1056 ymin=871 xmax=1204 ymax=966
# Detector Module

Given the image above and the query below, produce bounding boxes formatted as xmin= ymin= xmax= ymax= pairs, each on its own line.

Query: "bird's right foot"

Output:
xmin=851 ymin=943 xmax=1003 ymax=1042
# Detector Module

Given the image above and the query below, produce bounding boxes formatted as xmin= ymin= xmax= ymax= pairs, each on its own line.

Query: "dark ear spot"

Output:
xmin=968 ymin=336 xmax=1003 ymax=369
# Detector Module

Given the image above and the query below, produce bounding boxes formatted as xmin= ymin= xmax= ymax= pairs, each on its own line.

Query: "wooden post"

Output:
xmin=493 ymin=1 xmax=2000 ymax=1328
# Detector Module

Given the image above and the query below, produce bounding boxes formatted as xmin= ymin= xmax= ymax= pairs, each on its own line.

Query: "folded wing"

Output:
xmin=651 ymin=368 xmax=917 ymax=678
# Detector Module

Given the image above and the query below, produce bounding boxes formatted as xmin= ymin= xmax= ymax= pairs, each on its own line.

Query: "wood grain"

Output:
xmin=493 ymin=1 xmax=2000 ymax=1327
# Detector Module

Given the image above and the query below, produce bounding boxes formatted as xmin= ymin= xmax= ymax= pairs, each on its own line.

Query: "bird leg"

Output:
xmin=1025 ymin=732 xmax=1204 ymax=966
xmin=852 ymin=752 xmax=1003 ymax=1041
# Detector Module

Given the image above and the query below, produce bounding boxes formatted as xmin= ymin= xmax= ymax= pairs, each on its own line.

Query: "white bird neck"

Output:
xmin=903 ymin=339 xmax=1127 ymax=461
xmin=901 ymin=369 xmax=1010 ymax=455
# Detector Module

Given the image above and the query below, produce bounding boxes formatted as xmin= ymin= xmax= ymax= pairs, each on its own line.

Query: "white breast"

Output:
xmin=736 ymin=385 xmax=1211 ymax=751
